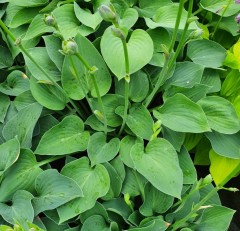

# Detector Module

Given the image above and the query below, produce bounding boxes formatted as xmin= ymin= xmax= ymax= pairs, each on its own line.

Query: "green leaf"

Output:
xmin=140 ymin=182 xmax=174 ymax=216
xmin=120 ymin=135 xmax=143 ymax=168
xmin=24 ymin=14 xmax=54 ymax=40
xmin=74 ymin=2 xmax=102 ymax=30
xmin=0 ymin=137 xmax=20 ymax=177
xmin=197 ymin=96 xmax=240 ymax=134
xmin=126 ymin=104 xmax=154 ymax=140
xmin=82 ymin=215 xmax=110 ymax=231
xmin=58 ymin=157 xmax=110 ymax=222
xmin=187 ymin=39 xmax=226 ymax=68
xmin=119 ymin=8 xmax=138 ymax=29
xmin=2 ymin=103 xmax=42 ymax=148
xmin=165 ymin=62 xmax=204 ymax=88
xmin=101 ymin=27 xmax=154 ymax=80
xmin=53 ymin=4 xmax=93 ymax=40
xmin=201 ymin=69 xmax=221 ymax=94
xmin=24 ymin=47 xmax=60 ymax=82
xmin=43 ymin=35 xmax=64 ymax=71
xmin=0 ymin=46 xmax=14 ymax=68
xmin=0 ymin=70 xmax=29 ymax=96
xmin=178 ymin=147 xmax=197 ymax=184
xmin=191 ymin=206 xmax=235 ymax=231
xmin=115 ymin=70 xmax=149 ymax=102
xmin=30 ymin=76 xmax=67 ymax=110
xmin=35 ymin=115 xmax=90 ymax=155
xmin=0 ymin=93 xmax=10 ymax=123
xmin=0 ymin=149 xmax=43 ymax=202
xmin=8 ymin=0 xmax=48 ymax=7
xmin=87 ymin=132 xmax=120 ymax=166
xmin=62 ymin=33 xmax=111 ymax=99
xmin=154 ymin=93 xmax=210 ymax=133
xmin=209 ymin=149 xmax=240 ymax=186
xmin=91 ymin=94 xmax=125 ymax=127
xmin=131 ymin=138 xmax=183 ymax=198
xmin=14 ymin=91 xmax=36 ymax=111
xmin=33 ymin=169 xmax=83 ymax=215
xmin=205 ymin=131 xmax=240 ymax=159
xmin=145 ymin=4 xmax=198 ymax=30
xmin=0 ymin=190 xmax=34 ymax=226
xmin=200 ymin=0 xmax=240 ymax=17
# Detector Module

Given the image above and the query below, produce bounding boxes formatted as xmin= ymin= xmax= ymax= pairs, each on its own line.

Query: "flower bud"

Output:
xmin=202 ymin=174 xmax=213 ymax=186
xmin=111 ymin=27 xmax=127 ymax=40
xmin=236 ymin=0 xmax=240 ymax=4
xmin=60 ymin=39 xmax=78 ymax=55
xmin=236 ymin=13 xmax=240 ymax=24
xmin=44 ymin=14 xmax=57 ymax=27
xmin=189 ymin=29 xmax=203 ymax=39
xmin=98 ymin=4 xmax=117 ymax=23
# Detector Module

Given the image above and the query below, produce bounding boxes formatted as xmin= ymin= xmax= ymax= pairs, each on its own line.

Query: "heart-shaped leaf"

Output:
xmin=35 ymin=115 xmax=90 ymax=155
xmin=131 ymin=138 xmax=183 ymax=198
xmin=87 ymin=132 xmax=120 ymax=166
xmin=58 ymin=157 xmax=110 ymax=222
xmin=33 ymin=169 xmax=83 ymax=215
xmin=101 ymin=27 xmax=154 ymax=80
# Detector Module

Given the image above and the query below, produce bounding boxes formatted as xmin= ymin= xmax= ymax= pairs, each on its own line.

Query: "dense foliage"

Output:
xmin=0 ymin=0 xmax=240 ymax=230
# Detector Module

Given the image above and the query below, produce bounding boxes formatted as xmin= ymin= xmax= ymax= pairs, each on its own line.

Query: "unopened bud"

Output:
xmin=88 ymin=66 xmax=98 ymax=74
xmin=98 ymin=4 xmax=117 ymax=23
xmin=111 ymin=27 xmax=127 ymax=40
xmin=202 ymin=174 xmax=213 ymax=186
xmin=94 ymin=110 xmax=104 ymax=121
xmin=44 ymin=14 xmax=57 ymax=27
xmin=189 ymin=29 xmax=203 ymax=39
xmin=60 ymin=39 xmax=78 ymax=55
xmin=187 ymin=16 xmax=198 ymax=24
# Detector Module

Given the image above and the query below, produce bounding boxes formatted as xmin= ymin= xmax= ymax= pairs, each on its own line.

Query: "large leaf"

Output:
xmin=33 ymin=169 xmax=83 ymax=215
xmin=126 ymin=104 xmax=154 ymax=140
xmin=62 ymin=33 xmax=111 ymax=99
xmin=58 ymin=157 xmax=110 ymax=222
xmin=205 ymin=131 xmax=240 ymax=159
xmin=0 ymin=149 xmax=43 ymax=202
xmin=187 ymin=39 xmax=226 ymax=68
xmin=30 ymin=76 xmax=67 ymax=110
xmin=0 ymin=137 xmax=20 ymax=177
xmin=154 ymin=93 xmax=210 ymax=133
xmin=87 ymin=132 xmax=120 ymax=166
xmin=200 ymin=0 xmax=240 ymax=17
xmin=0 ymin=93 xmax=10 ymax=123
xmin=2 ymin=103 xmax=42 ymax=148
xmin=210 ymin=149 xmax=240 ymax=186
xmin=35 ymin=115 xmax=90 ymax=155
xmin=0 ymin=190 xmax=34 ymax=226
xmin=8 ymin=0 xmax=48 ymax=7
xmin=24 ymin=47 xmax=60 ymax=82
xmin=197 ymin=96 xmax=240 ymax=134
xmin=140 ymin=182 xmax=174 ymax=216
xmin=131 ymin=138 xmax=183 ymax=198
xmin=101 ymin=27 xmax=154 ymax=80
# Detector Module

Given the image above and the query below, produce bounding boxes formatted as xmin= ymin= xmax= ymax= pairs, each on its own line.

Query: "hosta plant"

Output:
xmin=0 ymin=0 xmax=239 ymax=230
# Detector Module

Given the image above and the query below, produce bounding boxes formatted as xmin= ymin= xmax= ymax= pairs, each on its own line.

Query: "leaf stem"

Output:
xmin=170 ymin=187 xmax=219 ymax=230
xmin=75 ymin=52 xmax=108 ymax=134
xmin=210 ymin=0 xmax=232 ymax=38
xmin=118 ymin=39 xmax=130 ymax=136
xmin=0 ymin=19 xmax=85 ymax=118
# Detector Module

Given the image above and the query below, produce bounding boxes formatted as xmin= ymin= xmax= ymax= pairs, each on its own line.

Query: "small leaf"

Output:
xmin=0 ymin=149 xmax=43 ymax=202
xmin=197 ymin=96 xmax=240 ymax=134
xmin=154 ymin=93 xmax=210 ymax=133
xmin=187 ymin=39 xmax=226 ymax=68
xmin=126 ymin=104 xmax=154 ymax=140
xmin=82 ymin=215 xmax=110 ymax=231
xmin=58 ymin=157 xmax=110 ymax=222
xmin=101 ymin=27 xmax=154 ymax=80
xmin=0 ymin=70 xmax=29 ymax=96
xmin=2 ymin=103 xmax=42 ymax=148
xmin=33 ymin=169 xmax=83 ymax=215
xmin=210 ymin=149 xmax=240 ymax=186
xmin=0 ymin=137 xmax=20 ymax=177
xmin=88 ymin=132 xmax=120 ymax=166
xmin=35 ymin=115 xmax=90 ymax=155
xmin=0 ymin=190 xmax=34 ymax=226
xmin=131 ymin=138 xmax=183 ymax=198
xmin=119 ymin=8 xmax=138 ymax=29
xmin=140 ymin=182 xmax=174 ymax=216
